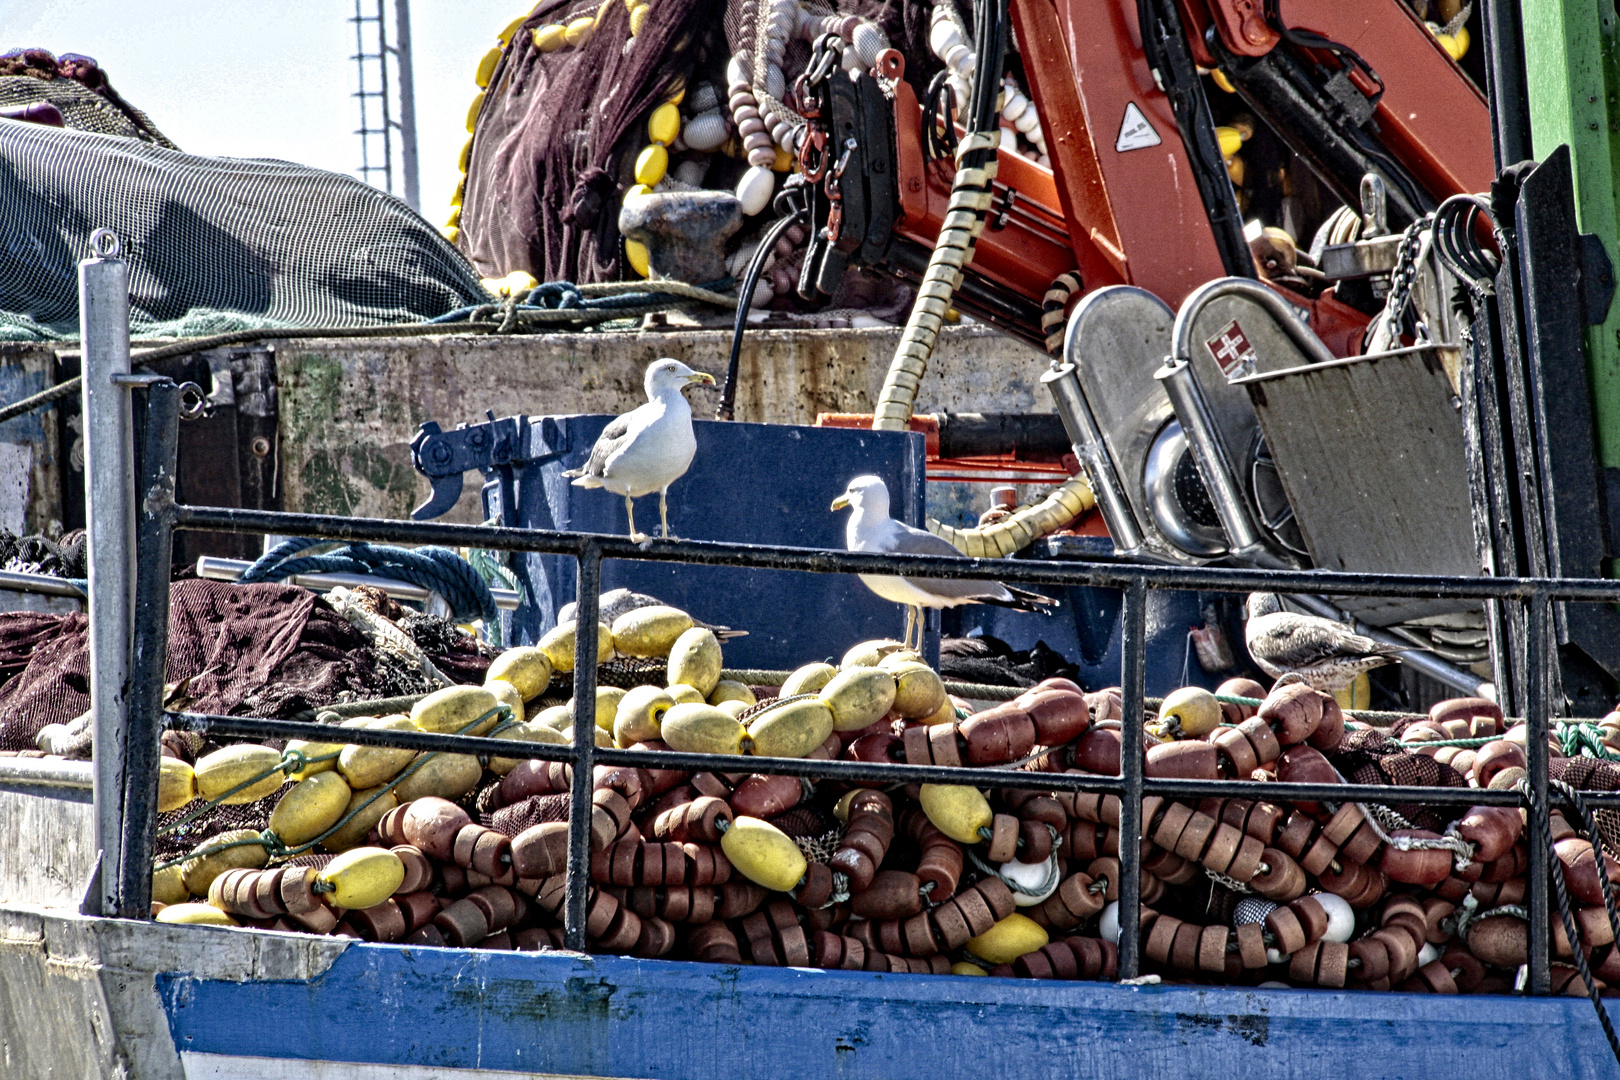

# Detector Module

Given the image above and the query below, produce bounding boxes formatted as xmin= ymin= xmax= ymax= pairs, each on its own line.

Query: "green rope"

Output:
xmin=290 ymin=692 xmax=435 ymax=724
xmin=157 ymin=747 xmax=341 ymax=836
xmin=1396 ymin=720 xmax=1619 ymax=759
xmin=155 ymin=705 xmax=514 ymax=872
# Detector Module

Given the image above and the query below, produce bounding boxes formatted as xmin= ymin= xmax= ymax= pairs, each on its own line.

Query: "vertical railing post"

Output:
xmin=1525 ymin=591 xmax=1551 ymax=994
xmin=80 ymin=229 xmax=134 ymax=917
xmin=119 ymin=380 xmax=179 ymax=918
xmin=1117 ymin=579 xmax=1147 ymax=979
xmin=563 ymin=542 xmax=602 ymax=951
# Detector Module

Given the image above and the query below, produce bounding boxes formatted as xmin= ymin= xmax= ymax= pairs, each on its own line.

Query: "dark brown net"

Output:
xmin=458 ymin=0 xmax=935 ymax=289
xmin=1552 ymin=756 xmax=1620 ymax=856
xmin=488 ymin=792 xmax=574 ymax=836
xmin=153 ymin=786 xmax=289 ymax=863
xmin=460 ymin=0 xmax=727 ymax=282
xmin=0 ymin=579 xmax=486 ymax=752
xmin=1328 ymin=727 xmax=1466 ymax=833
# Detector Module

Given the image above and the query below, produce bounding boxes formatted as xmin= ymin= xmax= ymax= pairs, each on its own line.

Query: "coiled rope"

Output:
xmin=240 ymin=537 xmax=498 ymax=625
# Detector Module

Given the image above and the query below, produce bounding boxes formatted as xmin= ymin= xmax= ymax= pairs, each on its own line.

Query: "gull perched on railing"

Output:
xmin=831 ymin=475 xmax=1057 ymax=651
xmin=1244 ymin=592 xmax=1406 ymax=691
xmin=564 ymin=358 xmax=715 ymax=541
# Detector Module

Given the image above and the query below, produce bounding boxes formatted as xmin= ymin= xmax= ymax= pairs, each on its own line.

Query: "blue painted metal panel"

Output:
xmin=492 ymin=417 xmax=929 ymax=670
xmin=951 ymin=583 xmax=1222 ymax=697
xmin=159 ymin=945 xmax=1618 ymax=1080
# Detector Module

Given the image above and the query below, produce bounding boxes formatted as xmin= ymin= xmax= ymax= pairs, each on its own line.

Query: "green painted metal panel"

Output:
xmin=1522 ymin=0 xmax=1620 ymax=470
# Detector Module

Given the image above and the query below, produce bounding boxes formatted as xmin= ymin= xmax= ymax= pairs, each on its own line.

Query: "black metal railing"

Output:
xmin=120 ymin=379 xmax=1620 ymax=996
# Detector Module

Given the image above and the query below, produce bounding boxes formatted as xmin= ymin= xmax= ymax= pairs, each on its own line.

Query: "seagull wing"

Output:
xmin=883 ymin=522 xmax=1053 ymax=609
xmin=1249 ymin=614 xmax=1404 ymax=669
xmin=564 ymin=410 xmax=642 ymax=481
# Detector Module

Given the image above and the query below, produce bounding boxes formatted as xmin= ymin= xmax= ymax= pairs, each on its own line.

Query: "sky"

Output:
xmin=1 ymin=0 xmax=503 ymax=228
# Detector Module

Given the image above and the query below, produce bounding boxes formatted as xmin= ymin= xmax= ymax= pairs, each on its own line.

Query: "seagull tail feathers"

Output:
xmin=565 ymin=470 xmax=604 ymax=488
xmin=982 ymin=585 xmax=1060 ymax=613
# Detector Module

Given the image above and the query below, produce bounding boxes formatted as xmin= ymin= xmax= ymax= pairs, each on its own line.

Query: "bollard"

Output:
xmin=79 ymin=228 xmax=135 ymax=917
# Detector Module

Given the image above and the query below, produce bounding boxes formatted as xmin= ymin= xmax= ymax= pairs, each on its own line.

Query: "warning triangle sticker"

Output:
xmin=1115 ymin=102 xmax=1162 ymax=152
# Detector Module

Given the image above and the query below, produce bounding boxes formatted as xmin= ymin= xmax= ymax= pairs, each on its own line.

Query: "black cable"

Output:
xmin=1555 ymin=780 xmax=1620 ymax=972
xmin=1137 ymin=0 xmax=1256 ymax=278
xmin=1433 ymin=193 xmax=1500 ymax=287
xmin=717 ymin=200 xmax=809 ymax=421
xmin=922 ymin=70 xmax=958 ymax=163
xmin=1261 ymin=0 xmax=1384 ymax=106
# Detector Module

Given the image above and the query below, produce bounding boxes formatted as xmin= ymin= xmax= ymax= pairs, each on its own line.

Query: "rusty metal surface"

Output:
xmin=1236 ymin=344 xmax=1477 ymax=623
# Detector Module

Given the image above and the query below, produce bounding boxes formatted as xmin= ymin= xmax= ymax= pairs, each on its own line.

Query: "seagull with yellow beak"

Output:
xmin=831 ymin=474 xmax=1057 ymax=651
xmin=565 ymin=358 xmax=715 ymax=541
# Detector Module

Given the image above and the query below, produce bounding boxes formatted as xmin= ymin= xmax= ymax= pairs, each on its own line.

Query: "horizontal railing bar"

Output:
xmin=0 ymin=756 xmax=94 ymax=789
xmin=171 ymin=504 xmax=1620 ymax=603
xmin=167 ymin=710 xmax=1620 ymax=809
xmin=0 ymin=569 xmax=86 ymax=600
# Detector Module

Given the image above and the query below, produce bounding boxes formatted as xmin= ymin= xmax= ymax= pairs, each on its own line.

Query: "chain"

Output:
xmin=1374 ymin=214 xmax=1435 ymax=348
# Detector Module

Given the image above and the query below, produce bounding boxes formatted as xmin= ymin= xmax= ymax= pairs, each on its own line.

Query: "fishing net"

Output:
xmin=0 ymin=120 xmax=487 ymax=342
xmin=458 ymin=0 xmax=931 ymax=295
xmin=0 ymin=579 xmax=490 ymax=752
xmin=459 ymin=0 xmax=725 ymax=284
xmin=0 ymin=49 xmax=175 ymax=147
xmin=0 ymin=529 xmax=85 ymax=579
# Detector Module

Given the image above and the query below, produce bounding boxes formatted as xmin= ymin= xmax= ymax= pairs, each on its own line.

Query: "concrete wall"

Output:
xmin=13 ymin=326 xmax=1054 ymax=541
xmin=272 ymin=325 xmax=1052 ymax=525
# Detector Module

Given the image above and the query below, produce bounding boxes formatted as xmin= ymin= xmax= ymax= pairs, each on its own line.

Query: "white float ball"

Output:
xmin=1099 ymin=900 xmax=1121 ymax=943
xmin=1313 ymin=892 xmax=1357 ymax=944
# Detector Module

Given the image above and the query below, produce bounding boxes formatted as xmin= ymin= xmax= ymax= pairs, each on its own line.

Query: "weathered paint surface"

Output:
xmin=158 ymin=944 xmax=1620 ymax=1080
xmin=0 ymin=342 xmax=65 ymax=535
xmin=0 ymin=905 xmax=346 ymax=1080
xmin=274 ymin=326 xmax=1050 ymax=523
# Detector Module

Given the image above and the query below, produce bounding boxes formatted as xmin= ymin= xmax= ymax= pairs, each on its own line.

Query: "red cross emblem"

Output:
xmin=1205 ymin=320 xmax=1256 ymax=376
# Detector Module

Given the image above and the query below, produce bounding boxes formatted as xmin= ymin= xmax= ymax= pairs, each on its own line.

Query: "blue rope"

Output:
xmin=239 ymin=539 xmax=498 ymax=624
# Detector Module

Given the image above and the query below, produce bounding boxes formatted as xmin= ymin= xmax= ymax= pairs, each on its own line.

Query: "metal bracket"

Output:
xmin=410 ymin=414 xmax=570 ymax=520
xmin=112 ymin=374 xmax=208 ymax=420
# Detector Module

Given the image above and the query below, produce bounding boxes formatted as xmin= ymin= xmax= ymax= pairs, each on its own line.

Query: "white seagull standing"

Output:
xmin=831 ymin=475 xmax=1057 ymax=651
xmin=1243 ymin=592 xmax=1406 ymax=691
xmin=564 ymin=358 xmax=715 ymax=541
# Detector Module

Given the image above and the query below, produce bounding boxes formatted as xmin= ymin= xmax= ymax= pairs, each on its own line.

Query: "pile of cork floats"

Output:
xmin=148 ymin=603 xmax=1620 ymax=995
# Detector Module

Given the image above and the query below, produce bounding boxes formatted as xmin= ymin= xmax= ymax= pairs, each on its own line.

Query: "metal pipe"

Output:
xmin=1526 ymin=592 xmax=1551 ymax=994
xmin=1288 ymin=595 xmax=1487 ymax=697
xmin=1041 ymin=361 xmax=1147 ymax=557
xmin=392 ymin=0 xmax=420 ymax=211
xmin=120 ymin=380 xmax=179 ymax=919
xmin=169 ymin=503 xmax=1620 ymax=603
xmin=1116 ymin=580 xmax=1146 ymax=980
xmin=1481 ymin=0 xmax=1532 ymax=170
xmin=563 ymin=544 xmax=602 ymax=951
xmin=1169 ymin=277 xmax=1336 ymax=371
xmin=80 ymin=228 xmax=135 ymax=918
xmin=1157 ymin=278 xmax=1336 ymax=569
xmin=1155 ymin=355 xmax=1285 ymax=566
xmin=0 ymin=569 xmax=86 ymax=599
xmin=0 ymin=757 xmax=94 ymax=791
xmin=195 ymin=556 xmax=521 ymax=611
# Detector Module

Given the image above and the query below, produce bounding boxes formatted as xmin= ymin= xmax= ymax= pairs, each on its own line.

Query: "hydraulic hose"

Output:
xmin=927 ymin=481 xmax=1096 ymax=557
xmin=873 ymin=0 xmax=1096 ymax=553
xmin=871 ymin=0 xmax=1008 ymax=433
